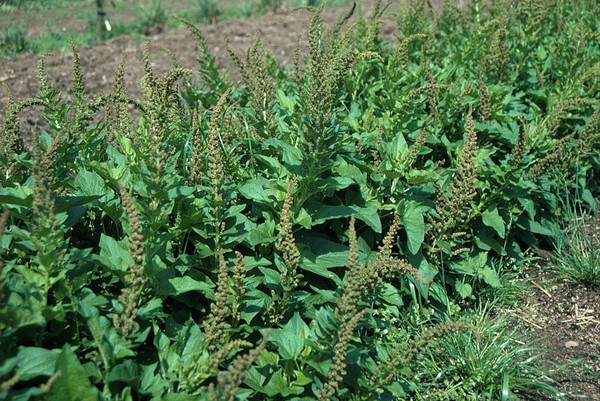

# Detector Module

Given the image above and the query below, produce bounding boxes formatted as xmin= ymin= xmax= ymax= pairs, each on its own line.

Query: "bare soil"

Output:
xmin=1 ymin=1 xmax=598 ymax=400
xmin=520 ymin=255 xmax=600 ymax=400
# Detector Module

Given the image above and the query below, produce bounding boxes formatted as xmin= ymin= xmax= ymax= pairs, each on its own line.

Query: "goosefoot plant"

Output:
xmin=1 ymin=1 xmax=598 ymax=400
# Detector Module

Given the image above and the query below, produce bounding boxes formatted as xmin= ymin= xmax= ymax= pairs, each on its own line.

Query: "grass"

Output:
xmin=551 ymin=203 xmax=600 ymax=287
xmin=0 ymin=27 xmax=29 ymax=58
xmin=412 ymin=309 xmax=567 ymax=400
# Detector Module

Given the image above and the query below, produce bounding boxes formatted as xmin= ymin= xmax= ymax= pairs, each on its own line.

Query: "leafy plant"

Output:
xmin=551 ymin=200 xmax=600 ymax=287
xmin=0 ymin=27 xmax=29 ymax=58
xmin=0 ymin=1 xmax=598 ymax=400
xmin=411 ymin=310 xmax=566 ymax=400
xmin=194 ymin=0 xmax=220 ymax=23
xmin=140 ymin=0 xmax=168 ymax=34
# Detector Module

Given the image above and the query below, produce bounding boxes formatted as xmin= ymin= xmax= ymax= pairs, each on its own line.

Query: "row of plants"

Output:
xmin=1 ymin=0 xmax=598 ymax=399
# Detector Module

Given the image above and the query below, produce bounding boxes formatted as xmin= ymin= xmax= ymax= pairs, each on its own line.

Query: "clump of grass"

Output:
xmin=412 ymin=310 xmax=566 ymax=400
xmin=551 ymin=203 xmax=600 ymax=287
xmin=140 ymin=0 xmax=168 ymax=34
xmin=0 ymin=27 xmax=29 ymax=58
xmin=194 ymin=0 xmax=220 ymax=24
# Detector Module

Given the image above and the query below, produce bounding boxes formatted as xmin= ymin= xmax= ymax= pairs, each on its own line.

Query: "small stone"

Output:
xmin=565 ymin=340 xmax=579 ymax=348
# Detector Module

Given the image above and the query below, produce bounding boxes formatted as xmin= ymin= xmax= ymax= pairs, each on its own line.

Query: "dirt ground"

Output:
xmin=519 ymin=255 xmax=600 ymax=400
xmin=1 ymin=1 xmax=599 ymax=400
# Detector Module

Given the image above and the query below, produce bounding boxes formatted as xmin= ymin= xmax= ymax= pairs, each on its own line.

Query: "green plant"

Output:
xmin=0 ymin=27 xmax=29 ymax=58
xmin=551 ymin=201 xmax=600 ymax=287
xmin=194 ymin=0 xmax=220 ymax=23
xmin=140 ymin=0 xmax=168 ymax=34
xmin=411 ymin=309 xmax=566 ymax=400
xmin=0 ymin=1 xmax=599 ymax=400
xmin=260 ymin=0 xmax=283 ymax=12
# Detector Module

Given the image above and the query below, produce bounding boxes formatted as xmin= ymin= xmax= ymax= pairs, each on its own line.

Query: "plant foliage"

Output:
xmin=1 ymin=0 xmax=598 ymax=399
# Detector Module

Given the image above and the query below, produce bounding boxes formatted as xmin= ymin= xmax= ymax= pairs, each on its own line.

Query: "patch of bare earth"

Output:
xmin=516 ymin=254 xmax=600 ymax=400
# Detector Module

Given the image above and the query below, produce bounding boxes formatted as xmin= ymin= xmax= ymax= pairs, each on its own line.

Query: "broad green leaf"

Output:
xmin=403 ymin=204 xmax=425 ymax=254
xmin=241 ymin=290 xmax=270 ymax=324
xmin=137 ymin=298 xmax=163 ymax=319
xmin=262 ymin=369 xmax=304 ymax=397
xmin=245 ymin=366 xmax=267 ymax=392
xmin=311 ymin=205 xmax=381 ymax=233
xmin=455 ymin=281 xmax=472 ymax=299
xmin=296 ymin=207 xmax=312 ymax=229
xmin=239 ymin=178 xmax=278 ymax=203
xmin=292 ymin=370 xmax=313 ymax=386
xmin=276 ymin=89 xmax=296 ymax=113
xmin=156 ymin=275 xmax=213 ymax=297
xmin=475 ymin=228 xmax=507 ymax=255
xmin=255 ymin=154 xmax=285 ymax=174
xmin=270 ymin=313 xmax=309 ymax=360
xmin=482 ymin=207 xmax=505 ymax=238
xmin=246 ymin=219 xmax=277 ymax=247
xmin=380 ymin=283 xmax=403 ymax=306
xmin=95 ymin=234 xmax=131 ymax=272
xmin=108 ymin=360 xmax=141 ymax=385
xmin=356 ymin=207 xmax=382 ymax=233
xmin=311 ymin=205 xmax=354 ymax=224
xmin=48 ymin=345 xmax=99 ymax=401
xmin=481 ymin=267 xmax=501 ymax=288
xmin=16 ymin=347 xmax=60 ymax=380
xmin=54 ymin=196 xmax=102 ymax=213
xmin=263 ymin=138 xmax=304 ymax=168
xmin=333 ymin=157 xmax=365 ymax=184
xmin=0 ymin=185 xmax=33 ymax=207
xmin=74 ymin=169 xmax=106 ymax=197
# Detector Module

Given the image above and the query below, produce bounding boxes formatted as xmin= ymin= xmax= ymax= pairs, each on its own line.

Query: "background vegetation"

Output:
xmin=1 ymin=0 xmax=599 ymax=400
xmin=0 ymin=0 xmax=351 ymax=59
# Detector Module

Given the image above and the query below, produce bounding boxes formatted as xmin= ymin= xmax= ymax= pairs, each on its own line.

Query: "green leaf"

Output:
xmin=255 ymin=154 xmax=285 ymax=174
xmin=455 ymin=281 xmax=472 ymax=299
xmin=263 ymin=138 xmax=304 ymax=168
xmin=482 ymin=207 xmax=505 ymax=238
xmin=156 ymin=275 xmax=213 ymax=297
xmin=403 ymin=204 xmax=425 ymax=254
xmin=356 ymin=207 xmax=382 ymax=233
xmin=475 ymin=228 xmax=507 ymax=255
xmin=262 ymin=369 xmax=304 ymax=397
xmin=94 ymin=234 xmax=131 ymax=273
xmin=0 ymin=185 xmax=33 ymax=207
xmin=481 ymin=267 xmax=501 ymax=288
xmin=311 ymin=205 xmax=381 ymax=233
xmin=48 ymin=345 xmax=99 ymax=401
xmin=74 ymin=169 xmax=107 ymax=197
xmin=16 ymin=347 xmax=60 ymax=380
xmin=239 ymin=178 xmax=278 ymax=203
xmin=245 ymin=366 xmax=267 ymax=392
xmin=270 ymin=313 xmax=309 ymax=360
xmin=108 ymin=360 xmax=141 ymax=385
xmin=276 ymin=89 xmax=296 ymax=112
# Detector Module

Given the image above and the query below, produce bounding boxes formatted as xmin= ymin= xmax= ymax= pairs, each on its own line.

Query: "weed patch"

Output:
xmin=1 ymin=0 xmax=599 ymax=399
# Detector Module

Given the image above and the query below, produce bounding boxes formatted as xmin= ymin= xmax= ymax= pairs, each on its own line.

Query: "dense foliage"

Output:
xmin=1 ymin=0 xmax=598 ymax=400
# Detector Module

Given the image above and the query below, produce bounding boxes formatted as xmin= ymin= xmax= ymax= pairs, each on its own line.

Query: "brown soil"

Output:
xmin=518 ymin=255 xmax=600 ymax=400
xmin=1 ymin=1 xmax=598 ymax=400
